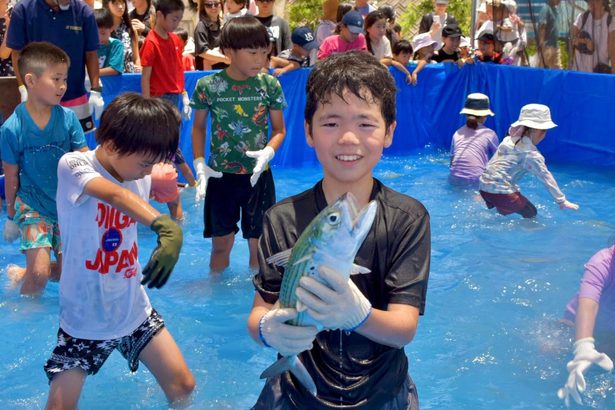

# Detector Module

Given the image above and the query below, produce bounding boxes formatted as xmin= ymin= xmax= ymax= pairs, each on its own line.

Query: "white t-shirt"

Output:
xmin=573 ymin=11 xmax=615 ymax=73
xmin=57 ymin=149 xmax=152 ymax=340
xmin=370 ymin=36 xmax=393 ymax=60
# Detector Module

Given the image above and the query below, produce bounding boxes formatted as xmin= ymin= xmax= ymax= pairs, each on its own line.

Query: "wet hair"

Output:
xmin=103 ymin=0 xmax=138 ymax=45
xmin=334 ymin=3 xmax=353 ymax=34
xmin=95 ymin=8 xmax=114 ymax=29
xmin=96 ymin=93 xmax=180 ymax=162
xmin=305 ymin=51 xmax=396 ymax=131
xmin=155 ymin=0 xmax=185 ymax=16
xmin=175 ymin=26 xmax=188 ymax=42
xmin=392 ymin=39 xmax=413 ymax=55
xmin=18 ymin=41 xmax=70 ymax=79
xmin=364 ymin=10 xmax=387 ymax=55
xmin=465 ymin=115 xmax=486 ymax=130
xmin=219 ymin=15 xmax=269 ymax=51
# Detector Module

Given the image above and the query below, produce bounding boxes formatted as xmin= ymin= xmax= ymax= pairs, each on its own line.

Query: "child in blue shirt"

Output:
xmin=1 ymin=42 xmax=88 ymax=295
xmin=95 ymin=8 xmax=124 ymax=76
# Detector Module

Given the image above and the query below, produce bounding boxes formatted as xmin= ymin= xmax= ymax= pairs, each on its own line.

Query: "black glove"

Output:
xmin=141 ymin=215 xmax=183 ymax=288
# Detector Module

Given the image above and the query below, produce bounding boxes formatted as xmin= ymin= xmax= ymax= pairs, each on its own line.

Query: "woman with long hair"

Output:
xmin=103 ymin=0 xmax=141 ymax=72
xmin=194 ymin=0 xmax=228 ymax=70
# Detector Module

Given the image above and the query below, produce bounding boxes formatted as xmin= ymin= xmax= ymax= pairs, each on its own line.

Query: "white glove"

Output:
xmin=182 ymin=92 xmax=192 ymax=120
xmin=557 ymin=337 xmax=614 ymax=407
xmin=259 ymin=307 xmax=318 ymax=357
xmin=3 ymin=219 xmax=20 ymax=242
xmin=245 ymin=146 xmax=274 ymax=187
xmin=88 ymin=90 xmax=105 ymax=120
xmin=296 ymin=265 xmax=372 ymax=331
xmin=193 ymin=157 xmax=222 ymax=201
xmin=18 ymin=85 xmax=28 ymax=102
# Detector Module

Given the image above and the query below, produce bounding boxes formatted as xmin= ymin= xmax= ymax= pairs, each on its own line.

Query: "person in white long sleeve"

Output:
xmin=479 ymin=104 xmax=579 ymax=218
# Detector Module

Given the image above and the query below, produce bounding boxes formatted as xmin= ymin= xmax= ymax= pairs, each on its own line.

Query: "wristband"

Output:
xmin=258 ymin=315 xmax=271 ymax=348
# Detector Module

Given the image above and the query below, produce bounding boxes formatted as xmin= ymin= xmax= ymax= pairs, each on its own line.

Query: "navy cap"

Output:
xmin=442 ymin=25 xmax=462 ymax=38
xmin=292 ymin=27 xmax=319 ymax=50
xmin=342 ymin=10 xmax=364 ymax=34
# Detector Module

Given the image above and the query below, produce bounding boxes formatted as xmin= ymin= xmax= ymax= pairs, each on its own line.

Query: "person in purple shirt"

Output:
xmin=449 ymin=93 xmax=498 ymax=187
xmin=557 ymin=245 xmax=615 ymax=407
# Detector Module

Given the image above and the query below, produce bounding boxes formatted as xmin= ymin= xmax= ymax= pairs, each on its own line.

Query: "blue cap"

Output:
xmin=292 ymin=27 xmax=319 ymax=50
xmin=342 ymin=10 xmax=364 ymax=34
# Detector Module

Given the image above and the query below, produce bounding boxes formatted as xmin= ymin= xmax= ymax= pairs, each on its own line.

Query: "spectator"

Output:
xmin=354 ymin=0 xmax=375 ymax=18
xmin=224 ymin=0 xmax=249 ymax=23
xmin=537 ymin=0 xmax=562 ymax=69
xmin=365 ymin=10 xmax=391 ymax=61
xmin=410 ymin=32 xmax=438 ymax=85
xmin=95 ymin=8 xmax=124 ymax=76
xmin=194 ymin=0 xmax=228 ymax=70
xmin=316 ymin=0 xmax=338 ymax=45
xmin=103 ymin=0 xmax=141 ymax=73
xmin=271 ymin=26 xmax=318 ymax=77
xmin=7 ymin=0 xmax=103 ymax=134
xmin=175 ymin=27 xmax=195 ymax=71
xmin=391 ymin=39 xmax=414 ymax=84
xmin=333 ymin=3 xmax=354 ymax=35
xmin=433 ymin=24 xmax=461 ymax=63
xmin=499 ymin=0 xmax=526 ymax=65
xmin=0 ymin=0 xmax=13 ymax=76
xmin=459 ymin=35 xmax=474 ymax=63
xmin=129 ymin=0 xmax=154 ymax=43
xmin=474 ymin=32 xmax=503 ymax=63
xmin=378 ymin=4 xmax=399 ymax=45
xmin=318 ymin=10 xmax=367 ymax=60
xmin=254 ymin=0 xmax=291 ymax=57
xmin=419 ymin=0 xmax=458 ymax=47
xmin=571 ymin=0 xmax=615 ymax=74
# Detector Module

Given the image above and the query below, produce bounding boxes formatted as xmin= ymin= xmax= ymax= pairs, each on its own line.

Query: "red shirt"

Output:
xmin=141 ymin=30 xmax=184 ymax=96
xmin=182 ymin=53 xmax=195 ymax=71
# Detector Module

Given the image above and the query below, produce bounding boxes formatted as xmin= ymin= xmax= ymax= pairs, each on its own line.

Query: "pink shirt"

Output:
xmin=317 ymin=33 xmax=367 ymax=60
xmin=564 ymin=246 xmax=615 ymax=332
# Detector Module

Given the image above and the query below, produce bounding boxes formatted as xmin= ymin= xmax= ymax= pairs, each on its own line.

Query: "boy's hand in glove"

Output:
xmin=141 ymin=215 xmax=183 ymax=289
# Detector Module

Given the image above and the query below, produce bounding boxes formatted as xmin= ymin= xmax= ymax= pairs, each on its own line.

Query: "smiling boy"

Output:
xmin=247 ymin=51 xmax=431 ymax=409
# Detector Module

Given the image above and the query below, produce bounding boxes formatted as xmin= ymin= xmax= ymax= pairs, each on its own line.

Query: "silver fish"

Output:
xmin=260 ymin=192 xmax=377 ymax=396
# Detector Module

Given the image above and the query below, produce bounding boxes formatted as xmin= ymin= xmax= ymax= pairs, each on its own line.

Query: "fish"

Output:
xmin=260 ymin=192 xmax=377 ymax=396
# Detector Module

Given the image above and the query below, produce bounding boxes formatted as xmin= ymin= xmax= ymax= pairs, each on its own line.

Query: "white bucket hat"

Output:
xmin=411 ymin=32 xmax=439 ymax=53
xmin=459 ymin=93 xmax=495 ymax=116
xmin=511 ymin=104 xmax=557 ymax=129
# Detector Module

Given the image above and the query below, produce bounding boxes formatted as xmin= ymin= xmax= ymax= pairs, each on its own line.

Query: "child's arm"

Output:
xmin=191 ymin=108 xmax=221 ymax=199
xmin=2 ymin=162 xmax=18 ymax=220
xmin=84 ymin=176 xmax=182 ymax=288
xmin=411 ymin=59 xmax=427 ymax=85
xmin=245 ymin=109 xmax=286 ymax=186
xmin=525 ymin=152 xmax=578 ymax=210
xmin=130 ymin=28 xmax=142 ymax=71
xmin=141 ymin=66 xmax=152 ymax=98
xmin=176 ymin=162 xmax=196 ymax=187
xmin=389 ymin=59 xmax=413 ymax=84
xmin=272 ymin=60 xmax=300 ymax=77
xmin=99 ymin=67 xmax=121 ymax=76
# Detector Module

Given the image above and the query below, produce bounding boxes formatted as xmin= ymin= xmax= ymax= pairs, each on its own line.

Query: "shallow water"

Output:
xmin=1 ymin=150 xmax=614 ymax=409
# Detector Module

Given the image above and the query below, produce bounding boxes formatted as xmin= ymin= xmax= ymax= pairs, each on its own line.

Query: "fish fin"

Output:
xmin=260 ymin=356 xmax=317 ymax=397
xmin=351 ymin=263 xmax=371 ymax=275
xmin=292 ymin=255 xmax=312 ymax=266
xmin=266 ymin=249 xmax=292 ymax=267
xmin=296 ymin=300 xmax=307 ymax=312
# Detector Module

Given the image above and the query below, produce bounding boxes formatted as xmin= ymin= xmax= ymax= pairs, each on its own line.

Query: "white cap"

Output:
xmin=411 ymin=32 xmax=439 ymax=53
xmin=511 ymin=104 xmax=557 ymax=130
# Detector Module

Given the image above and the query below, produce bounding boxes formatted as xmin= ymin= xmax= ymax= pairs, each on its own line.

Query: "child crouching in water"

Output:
xmin=479 ymin=103 xmax=579 ymax=218
xmin=44 ymin=93 xmax=194 ymax=408
xmin=449 ymin=93 xmax=499 ymax=187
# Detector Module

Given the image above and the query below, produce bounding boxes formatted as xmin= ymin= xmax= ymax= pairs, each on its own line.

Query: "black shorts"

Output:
xmin=43 ymin=309 xmax=165 ymax=382
xmin=204 ymin=169 xmax=275 ymax=239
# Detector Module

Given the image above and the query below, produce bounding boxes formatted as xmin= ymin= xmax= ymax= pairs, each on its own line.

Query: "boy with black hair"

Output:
xmin=95 ymin=8 xmax=125 ymax=76
xmin=247 ymin=51 xmax=430 ymax=409
xmin=1 ymin=42 xmax=88 ymax=295
xmin=190 ymin=15 xmax=286 ymax=272
xmin=433 ymin=24 xmax=461 ymax=63
xmin=141 ymin=0 xmax=191 ymax=120
xmin=44 ymin=93 xmax=195 ymax=408
xmin=270 ymin=26 xmax=319 ymax=77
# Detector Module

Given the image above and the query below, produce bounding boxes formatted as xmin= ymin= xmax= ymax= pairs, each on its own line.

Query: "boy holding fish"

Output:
xmin=247 ymin=51 xmax=431 ymax=409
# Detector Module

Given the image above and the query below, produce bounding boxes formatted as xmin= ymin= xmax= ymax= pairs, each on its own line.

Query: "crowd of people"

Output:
xmin=0 ymin=0 xmax=613 ymax=409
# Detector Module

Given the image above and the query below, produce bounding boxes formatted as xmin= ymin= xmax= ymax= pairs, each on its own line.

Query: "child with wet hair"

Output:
xmin=248 ymin=51 xmax=430 ymax=410
xmin=479 ymin=103 xmax=579 ymax=218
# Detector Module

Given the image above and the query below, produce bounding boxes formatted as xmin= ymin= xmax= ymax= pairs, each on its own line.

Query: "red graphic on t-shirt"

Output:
xmin=85 ymin=203 xmax=139 ymax=276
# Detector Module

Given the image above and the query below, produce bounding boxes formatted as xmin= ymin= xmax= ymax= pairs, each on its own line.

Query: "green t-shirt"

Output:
xmin=191 ymin=70 xmax=287 ymax=174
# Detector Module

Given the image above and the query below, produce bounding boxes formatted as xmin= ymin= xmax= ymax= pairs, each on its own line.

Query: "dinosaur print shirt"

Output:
xmin=191 ymin=70 xmax=286 ymax=174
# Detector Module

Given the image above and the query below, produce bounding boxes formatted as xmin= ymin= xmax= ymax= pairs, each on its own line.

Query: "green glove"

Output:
xmin=141 ymin=215 xmax=183 ymax=289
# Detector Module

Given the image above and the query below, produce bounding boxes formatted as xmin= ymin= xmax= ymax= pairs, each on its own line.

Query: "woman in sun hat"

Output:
xmin=478 ymin=103 xmax=579 ymax=218
xmin=449 ymin=93 xmax=499 ymax=187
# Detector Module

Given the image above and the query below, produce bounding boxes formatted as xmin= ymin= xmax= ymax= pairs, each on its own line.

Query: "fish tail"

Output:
xmin=260 ymin=355 xmax=317 ymax=396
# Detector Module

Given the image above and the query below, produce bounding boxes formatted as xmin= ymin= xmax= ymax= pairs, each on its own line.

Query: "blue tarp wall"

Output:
xmin=98 ymin=63 xmax=615 ymax=169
